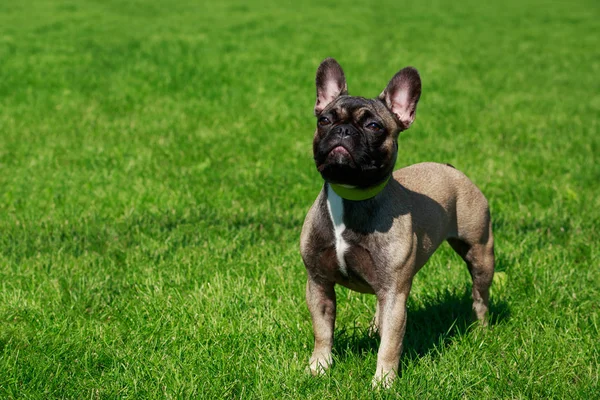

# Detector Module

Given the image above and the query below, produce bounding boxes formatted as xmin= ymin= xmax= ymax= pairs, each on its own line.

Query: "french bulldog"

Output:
xmin=300 ymin=58 xmax=495 ymax=388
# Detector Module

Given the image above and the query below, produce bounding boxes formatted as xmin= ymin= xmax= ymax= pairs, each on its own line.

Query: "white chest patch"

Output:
xmin=326 ymin=185 xmax=350 ymax=275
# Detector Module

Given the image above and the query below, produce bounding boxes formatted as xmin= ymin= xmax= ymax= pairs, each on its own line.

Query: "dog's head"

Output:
xmin=312 ymin=58 xmax=421 ymax=188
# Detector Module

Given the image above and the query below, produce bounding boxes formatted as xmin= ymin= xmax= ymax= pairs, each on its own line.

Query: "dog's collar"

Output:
xmin=328 ymin=176 xmax=391 ymax=201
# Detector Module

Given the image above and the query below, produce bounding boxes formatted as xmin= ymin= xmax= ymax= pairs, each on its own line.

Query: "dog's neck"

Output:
xmin=327 ymin=176 xmax=391 ymax=201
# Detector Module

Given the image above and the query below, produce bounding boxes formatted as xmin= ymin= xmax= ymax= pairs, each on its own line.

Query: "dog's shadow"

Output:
xmin=332 ymin=288 xmax=509 ymax=367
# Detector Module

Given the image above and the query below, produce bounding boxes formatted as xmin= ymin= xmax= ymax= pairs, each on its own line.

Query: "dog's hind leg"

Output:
xmin=368 ymin=300 xmax=381 ymax=337
xmin=447 ymin=232 xmax=495 ymax=324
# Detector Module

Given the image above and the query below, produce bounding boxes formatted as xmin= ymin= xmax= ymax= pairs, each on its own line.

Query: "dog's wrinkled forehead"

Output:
xmin=324 ymin=96 xmax=399 ymax=128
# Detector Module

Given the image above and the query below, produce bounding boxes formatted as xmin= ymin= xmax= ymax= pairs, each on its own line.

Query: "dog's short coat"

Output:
xmin=300 ymin=58 xmax=495 ymax=388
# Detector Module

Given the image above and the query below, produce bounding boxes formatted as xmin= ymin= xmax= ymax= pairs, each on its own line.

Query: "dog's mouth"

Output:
xmin=328 ymin=145 xmax=351 ymax=158
xmin=316 ymin=145 xmax=355 ymax=172
xmin=314 ymin=138 xmax=397 ymax=188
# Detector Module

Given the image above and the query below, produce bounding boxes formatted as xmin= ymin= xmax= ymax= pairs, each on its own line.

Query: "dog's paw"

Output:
xmin=307 ymin=353 xmax=332 ymax=376
xmin=371 ymin=369 xmax=396 ymax=389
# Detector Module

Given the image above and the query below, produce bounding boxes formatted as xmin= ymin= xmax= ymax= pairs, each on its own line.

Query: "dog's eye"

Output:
xmin=318 ymin=116 xmax=331 ymax=126
xmin=366 ymin=122 xmax=383 ymax=131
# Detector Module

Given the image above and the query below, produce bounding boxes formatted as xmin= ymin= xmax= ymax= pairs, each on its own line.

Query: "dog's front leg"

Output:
xmin=372 ymin=289 xmax=410 ymax=388
xmin=306 ymin=278 xmax=336 ymax=375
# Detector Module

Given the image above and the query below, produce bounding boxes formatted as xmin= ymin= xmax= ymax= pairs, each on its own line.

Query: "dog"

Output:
xmin=300 ymin=58 xmax=495 ymax=388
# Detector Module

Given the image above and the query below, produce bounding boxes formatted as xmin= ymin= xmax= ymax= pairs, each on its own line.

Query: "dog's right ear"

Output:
xmin=315 ymin=58 xmax=348 ymax=115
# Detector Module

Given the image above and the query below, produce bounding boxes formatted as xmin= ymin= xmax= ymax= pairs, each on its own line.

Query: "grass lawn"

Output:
xmin=0 ymin=0 xmax=598 ymax=398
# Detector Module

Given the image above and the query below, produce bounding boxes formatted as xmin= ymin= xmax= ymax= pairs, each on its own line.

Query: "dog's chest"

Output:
xmin=324 ymin=187 xmax=379 ymax=292
xmin=326 ymin=186 xmax=351 ymax=275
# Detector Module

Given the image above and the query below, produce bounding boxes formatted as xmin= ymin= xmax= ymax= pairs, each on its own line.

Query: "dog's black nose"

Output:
xmin=334 ymin=124 xmax=357 ymax=139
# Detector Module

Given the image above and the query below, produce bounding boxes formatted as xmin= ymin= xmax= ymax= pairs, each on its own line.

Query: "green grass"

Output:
xmin=0 ymin=0 xmax=598 ymax=398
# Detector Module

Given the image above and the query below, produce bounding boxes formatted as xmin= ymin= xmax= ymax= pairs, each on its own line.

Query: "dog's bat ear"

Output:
xmin=315 ymin=58 xmax=348 ymax=115
xmin=379 ymin=67 xmax=421 ymax=129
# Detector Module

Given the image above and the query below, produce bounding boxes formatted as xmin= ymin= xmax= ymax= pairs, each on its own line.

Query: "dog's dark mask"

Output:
xmin=312 ymin=58 xmax=421 ymax=189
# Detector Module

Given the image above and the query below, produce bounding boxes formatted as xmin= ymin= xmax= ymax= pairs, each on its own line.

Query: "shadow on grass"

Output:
xmin=332 ymin=288 xmax=510 ymax=364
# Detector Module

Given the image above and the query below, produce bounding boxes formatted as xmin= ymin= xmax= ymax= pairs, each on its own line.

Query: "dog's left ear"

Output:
xmin=380 ymin=67 xmax=421 ymax=129
xmin=315 ymin=58 xmax=348 ymax=115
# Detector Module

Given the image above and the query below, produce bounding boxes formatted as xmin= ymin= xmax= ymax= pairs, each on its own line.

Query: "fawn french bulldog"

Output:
xmin=300 ymin=58 xmax=494 ymax=388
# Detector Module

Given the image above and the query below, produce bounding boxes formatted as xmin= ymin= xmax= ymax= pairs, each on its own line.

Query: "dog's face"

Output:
xmin=312 ymin=58 xmax=421 ymax=188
